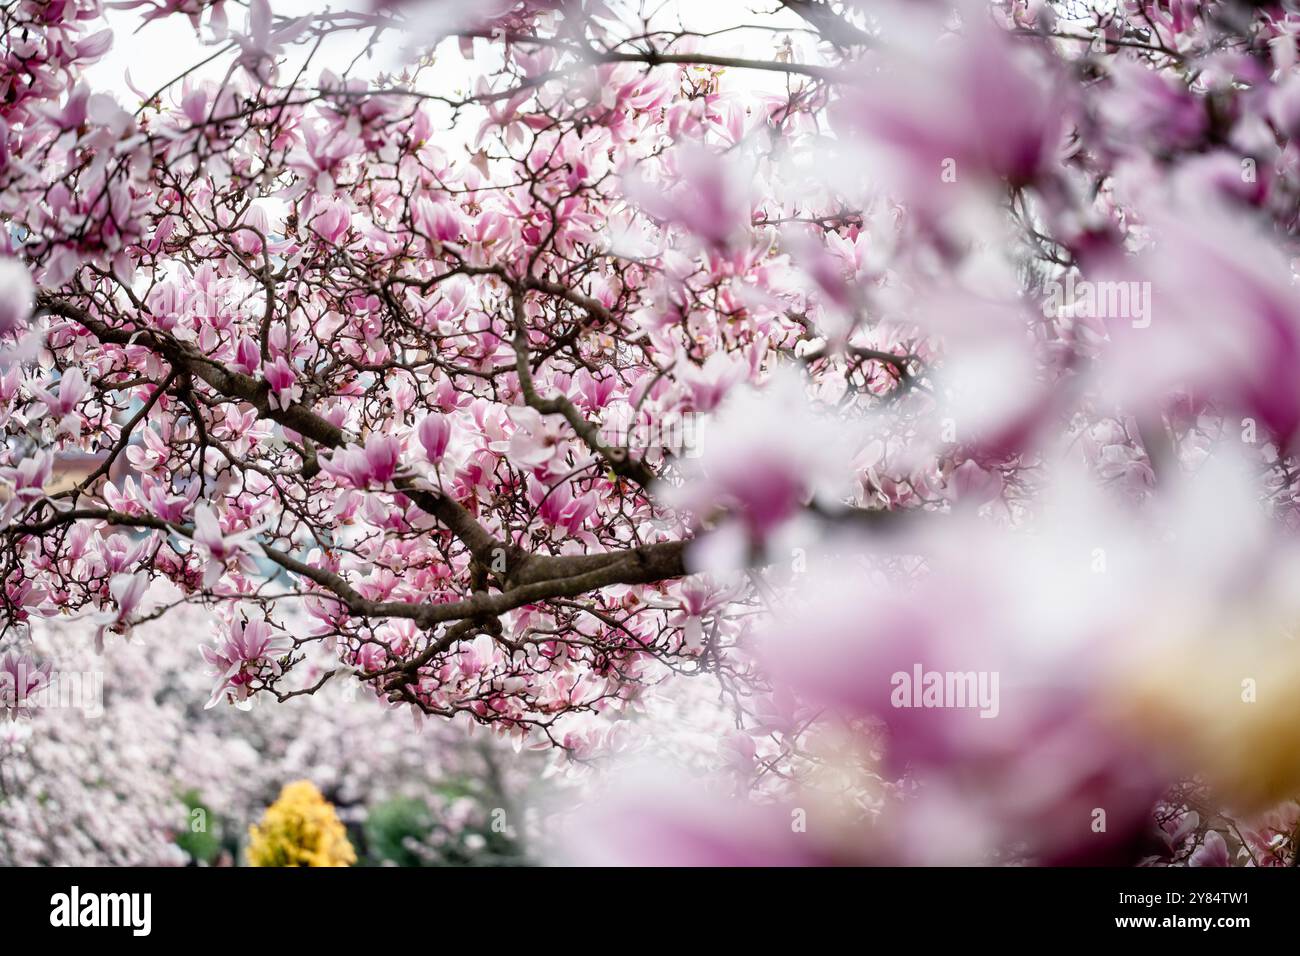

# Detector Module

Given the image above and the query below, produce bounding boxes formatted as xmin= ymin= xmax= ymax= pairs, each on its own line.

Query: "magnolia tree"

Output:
xmin=5 ymin=0 xmax=1300 ymax=866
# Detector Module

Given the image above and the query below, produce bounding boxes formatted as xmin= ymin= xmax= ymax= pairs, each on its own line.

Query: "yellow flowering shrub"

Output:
xmin=247 ymin=780 xmax=356 ymax=867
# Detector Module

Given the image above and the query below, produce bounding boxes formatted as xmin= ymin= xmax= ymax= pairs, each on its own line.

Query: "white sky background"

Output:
xmin=85 ymin=0 xmax=466 ymax=100
xmin=83 ymin=0 xmax=818 ymax=110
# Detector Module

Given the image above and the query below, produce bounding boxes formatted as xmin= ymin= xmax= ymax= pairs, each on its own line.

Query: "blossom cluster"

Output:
xmin=4 ymin=0 xmax=1300 ymax=866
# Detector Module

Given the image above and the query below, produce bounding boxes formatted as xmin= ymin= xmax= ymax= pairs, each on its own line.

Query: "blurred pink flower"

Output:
xmin=835 ymin=2 xmax=1062 ymax=203
xmin=0 ymin=652 xmax=51 ymax=720
xmin=1099 ymin=204 xmax=1300 ymax=448
xmin=666 ymin=373 xmax=847 ymax=543
xmin=626 ymin=145 xmax=752 ymax=249
xmin=0 ymin=259 xmax=34 ymax=336
xmin=561 ymin=773 xmax=836 ymax=866
xmin=1188 ymin=830 xmax=1231 ymax=868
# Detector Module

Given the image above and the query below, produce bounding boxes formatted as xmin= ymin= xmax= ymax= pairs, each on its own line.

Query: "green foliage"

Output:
xmin=363 ymin=796 xmax=434 ymax=867
xmin=174 ymin=789 xmax=222 ymax=865
xmin=362 ymin=788 xmax=531 ymax=867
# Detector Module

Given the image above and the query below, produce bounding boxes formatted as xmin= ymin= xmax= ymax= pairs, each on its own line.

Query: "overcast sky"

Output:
xmin=83 ymin=1 xmax=813 ymax=108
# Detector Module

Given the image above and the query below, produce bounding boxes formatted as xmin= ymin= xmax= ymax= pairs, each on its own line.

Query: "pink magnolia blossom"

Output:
xmin=321 ymin=435 xmax=403 ymax=488
xmin=0 ymin=452 xmax=53 ymax=524
xmin=262 ymin=355 xmax=300 ymax=410
xmin=417 ymin=412 xmax=451 ymax=464
xmin=232 ymin=0 xmax=308 ymax=81
xmin=232 ymin=336 xmax=261 ymax=376
xmin=501 ymin=407 xmax=573 ymax=474
xmin=89 ymin=573 xmax=149 ymax=653
xmin=200 ymin=616 xmax=293 ymax=709
xmin=527 ymin=476 xmax=597 ymax=535
xmin=190 ymin=505 xmax=262 ymax=587
xmin=29 ymin=367 xmax=89 ymax=421
xmin=308 ymin=196 xmax=353 ymax=243
xmin=412 ymin=195 xmax=462 ymax=245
